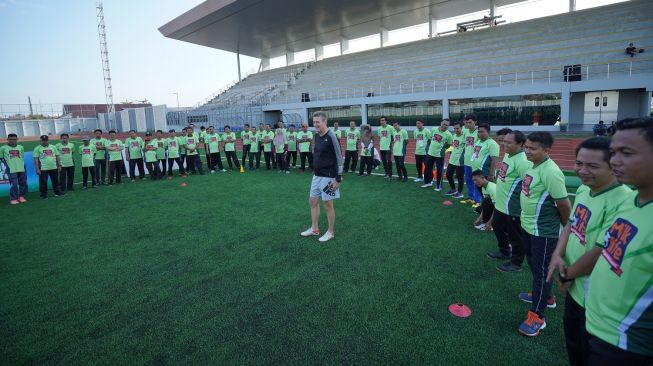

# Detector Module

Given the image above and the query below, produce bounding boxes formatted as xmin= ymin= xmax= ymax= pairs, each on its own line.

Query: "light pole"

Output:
xmin=172 ymin=92 xmax=180 ymax=110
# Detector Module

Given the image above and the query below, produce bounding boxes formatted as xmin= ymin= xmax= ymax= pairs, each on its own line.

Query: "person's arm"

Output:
xmin=329 ymin=131 xmax=344 ymax=182
xmin=546 ymin=223 xmax=572 ymax=282
xmin=34 ymin=157 xmax=41 ymax=175
xmin=56 ymin=155 xmax=62 ymax=171
xmin=488 ymin=156 xmax=499 ymax=182
xmin=564 ymin=247 xmax=602 ymax=280
xmin=402 ymin=133 xmax=408 ymax=156
xmin=557 ymin=198 xmax=572 ymax=226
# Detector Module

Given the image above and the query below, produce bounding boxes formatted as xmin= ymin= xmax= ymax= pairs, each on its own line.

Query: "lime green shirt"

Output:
xmin=153 ymin=138 xmax=167 ymax=160
xmin=296 ymin=131 xmax=312 ymax=153
xmin=1 ymin=145 xmax=25 ymax=173
xmin=91 ymin=137 xmax=107 ymax=160
xmin=223 ymin=132 xmax=237 ymax=152
xmin=494 ymin=151 xmax=532 ymax=216
xmin=261 ymin=131 xmax=275 ymax=152
xmin=286 ymin=131 xmax=298 ymax=152
xmin=183 ymin=135 xmax=199 ymax=155
xmin=449 ymin=133 xmax=465 ymax=166
xmin=377 ymin=125 xmax=393 ymax=151
xmin=586 ymin=191 xmax=653 ymax=357
xmin=56 ymin=142 xmax=75 ymax=167
xmin=428 ymin=128 xmax=452 ymax=158
xmin=106 ymin=140 xmax=124 ymax=161
xmin=463 ymin=128 xmax=479 ymax=167
xmin=520 ymin=158 xmax=568 ymax=238
xmin=78 ymin=144 xmax=96 ymax=168
xmin=33 ymin=144 xmax=59 ymax=170
xmin=205 ymin=133 xmax=221 ymax=153
xmin=250 ymin=132 xmax=259 ymax=150
xmin=167 ymin=137 xmax=181 ymax=159
xmin=413 ymin=128 xmax=431 ymax=156
xmin=200 ymin=131 xmax=208 ymax=143
xmin=345 ymin=128 xmax=361 ymax=151
xmin=470 ymin=138 xmax=500 ymax=175
xmin=565 ymin=184 xmax=632 ymax=308
xmin=333 ymin=129 xmax=342 ymax=139
xmin=241 ymin=130 xmax=253 ymax=145
xmin=392 ymin=129 xmax=408 ymax=157
xmin=125 ymin=137 xmax=144 ymax=159
xmin=482 ymin=181 xmax=497 ymax=203
xmin=144 ymin=142 xmax=158 ymax=163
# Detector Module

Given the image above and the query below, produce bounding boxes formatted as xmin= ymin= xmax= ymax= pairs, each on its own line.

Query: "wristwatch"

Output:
xmin=335 ymin=175 xmax=342 ymax=183
xmin=558 ymin=273 xmax=573 ymax=283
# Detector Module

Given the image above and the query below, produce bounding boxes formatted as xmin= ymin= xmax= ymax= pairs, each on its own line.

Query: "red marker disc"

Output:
xmin=449 ymin=303 xmax=472 ymax=318
xmin=180 ymin=182 xmax=187 ymax=187
xmin=443 ymin=200 xmax=453 ymax=206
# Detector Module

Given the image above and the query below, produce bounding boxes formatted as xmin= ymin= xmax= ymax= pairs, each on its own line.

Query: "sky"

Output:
xmin=0 ymin=0 xmax=629 ymax=109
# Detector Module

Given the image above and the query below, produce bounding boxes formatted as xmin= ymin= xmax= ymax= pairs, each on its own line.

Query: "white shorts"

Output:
xmin=310 ymin=175 xmax=340 ymax=201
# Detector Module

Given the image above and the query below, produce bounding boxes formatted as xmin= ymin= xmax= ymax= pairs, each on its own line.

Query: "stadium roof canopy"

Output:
xmin=159 ymin=0 xmax=527 ymax=59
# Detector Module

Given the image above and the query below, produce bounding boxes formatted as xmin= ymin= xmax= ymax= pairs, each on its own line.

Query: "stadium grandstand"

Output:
xmin=160 ymin=0 xmax=653 ymax=130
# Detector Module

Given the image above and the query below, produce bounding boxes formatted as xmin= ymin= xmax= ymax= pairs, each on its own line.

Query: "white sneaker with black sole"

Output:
xmin=420 ymin=182 xmax=433 ymax=188
xmin=318 ymin=231 xmax=334 ymax=242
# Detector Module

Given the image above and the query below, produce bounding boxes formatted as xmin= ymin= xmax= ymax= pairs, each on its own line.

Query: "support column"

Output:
xmin=286 ymin=52 xmax=295 ymax=66
xmin=489 ymin=0 xmax=497 ymax=25
xmin=569 ymin=0 xmax=576 ymax=12
xmin=237 ymin=52 xmax=241 ymax=81
xmin=261 ymin=57 xmax=270 ymax=71
xmin=442 ymin=99 xmax=450 ymax=119
xmin=340 ymin=37 xmax=349 ymax=55
xmin=560 ymin=85 xmax=571 ymax=129
xmin=641 ymin=90 xmax=652 ymax=118
xmin=429 ymin=17 xmax=437 ymax=37
xmin=380 ymin=27 xmax=390 ymax=47
xmin=361 ymin=103 xmax=368 ymax=125
xmin=315 ymin=44 xmax=324 ymax=61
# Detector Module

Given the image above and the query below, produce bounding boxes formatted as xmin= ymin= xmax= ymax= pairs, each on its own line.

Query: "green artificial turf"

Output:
xmin=0 ymin=157 xmax=568 ymax=365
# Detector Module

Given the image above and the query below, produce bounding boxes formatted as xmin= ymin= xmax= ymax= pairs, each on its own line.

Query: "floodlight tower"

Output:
xmin=96 ymin=1 xmax=115 ymax=114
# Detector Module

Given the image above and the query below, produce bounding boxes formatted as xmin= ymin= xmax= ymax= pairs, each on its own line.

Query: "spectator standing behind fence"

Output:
xmin=593 ymin=121 xmax=608 ymax=137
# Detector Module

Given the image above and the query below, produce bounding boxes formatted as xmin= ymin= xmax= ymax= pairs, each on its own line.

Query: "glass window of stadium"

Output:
xmin=449 ymin=94 xmax=561 ymax=126
xmin=308 ymin=105 xmax=361 ymax=126
xmin=367 ymin=101 xmax=443 ymax=126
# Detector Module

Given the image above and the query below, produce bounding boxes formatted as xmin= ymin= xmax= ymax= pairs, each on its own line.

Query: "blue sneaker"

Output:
xmin=518 ymin=311 xmax=546 ymax=336
xmin=518 ymin=292 xmax=557 ymax=308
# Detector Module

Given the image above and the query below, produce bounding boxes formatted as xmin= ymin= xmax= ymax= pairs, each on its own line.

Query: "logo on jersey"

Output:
xmin=82 ymin=148 xmax=91 ymax=155
xmin=289 ymin=135 xmax=295 ymax=141
xmin=169 ymin=141 xmax=176 ymax=148
xmin=434 ymin=134 xmax=442 ymax=143
xmin=96 ymin=141 xmax=103 ymax=147
xmin=210 ymin=137 xmax=217 ymax=143
xmin=452 ymin=139 xmax=460 ymax=148
xmin=466 ymin=136 xmax=475 ymax=146
xmin=131 ymin=141 xmax=139 ymax=148
xmin=157 ymin=142 xmax=163 ymax=148
xmin=601 ymin=218 xmax=638 ymax=276
xmin=471 ymin=146 xmax=481 ymax=160
xmin=521 ymin=174 xmax=533 ymax=197
xmin=498 ymin=162 xmax=508 ymax=182
xmin=244 ymin=133 xmax=249 ymax=139
xmin=381 ymin=130 xmax=388 ymax=138
xmin=348 ymin=133 xmax=355 ymax=140
xmin=570 ymin=204 xmax=591 ymax=244
xmin=8 ymin=150 xmax=20 ymax=158
xmin=62 ymin=148 xmax=71 ymax=154
xmin=188 ymin=139 xmax=195 ymax=144
xmin=417 ymin=135 xmax=423 ymax=142
xmin=41 ymin=149 xmax=53 ymax=158
xmin=394 ymin=134 xmax=401 ymax=142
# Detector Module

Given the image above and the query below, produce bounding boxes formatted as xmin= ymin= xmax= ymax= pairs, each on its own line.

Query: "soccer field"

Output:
xmin=1 ymin=151 xmax=568 ymax=365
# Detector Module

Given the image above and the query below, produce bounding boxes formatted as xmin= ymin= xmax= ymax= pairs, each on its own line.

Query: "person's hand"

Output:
xmin=36 ymin=168 xmax=41 ymax=176
xmin=57 ymin=166 xmax=62 ymax=172
xmin=547 ymin=253 xmax=566 ymax=282
xmin=330 ymin=181 xmax=340 ymax=191
xmin=555 ymin=277 xmax=572 ymax=295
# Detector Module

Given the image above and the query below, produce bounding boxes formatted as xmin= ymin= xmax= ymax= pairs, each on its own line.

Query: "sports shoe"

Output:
xmin=10 ymin=200 xmax=19 ymax=205
xmin=434 ymin=186 xmax=442 ymax=192
xmin=54 ymin=193 xmax=65 ymax=197
xmin=518 ymin=292 xmax=557 ymax=308
xmin=285 ymin=171 xmax=290 ymax=174
xmin=474 ymin=223 xmax=486 ymax=230
xmin=131 ymin=179 xmax=136 ymax=183
xmin=496 ymin=262 xmax=523 ymax=273
xmin=453 ymin=192 xmax=464 ymax=199
xmin=221 ymin=169 xmax=227 ymax=172
xmin=414 ymin=178 xmax=423 ymax=182
xmin=487 ymin=251 xmax=511 ymax=260
xmin=472 ymin=203 xmax=481 ymax=209
xmin=18 ymin=197 xmax=27 ymax=203
xmin=445 ymin=189 xmax=457 ymax=196
xmin=518 ymin=311 xmax=546 ymax=337
xmin=421 ymin=182 xmax=433 ymax=188
xmin=318 ymin=231 xmax=335 ymax=242
xmin=210 ymin=170 xmax=216 ymax=174
xmin=300 ymin=228 xmax=320 ymax=237
xmin=460 ymin=198 xmax=474 ymax=204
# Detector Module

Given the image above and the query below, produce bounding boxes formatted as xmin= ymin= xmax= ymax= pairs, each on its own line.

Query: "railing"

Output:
xmin=269 ymin=58 xmax=653 ymax=104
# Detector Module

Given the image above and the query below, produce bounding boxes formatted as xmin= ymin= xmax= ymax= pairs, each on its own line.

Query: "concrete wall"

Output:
xmin=569 ymin=92 xmax=586 ymax=127
xmin=617 ymin=89 xmax=647 ymax=121
xmin=0 ymin=118 xmax=101 ymax=138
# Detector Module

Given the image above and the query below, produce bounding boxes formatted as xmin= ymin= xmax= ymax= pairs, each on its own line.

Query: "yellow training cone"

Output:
xmin=240 ymin=166 xmax=245 ymax=173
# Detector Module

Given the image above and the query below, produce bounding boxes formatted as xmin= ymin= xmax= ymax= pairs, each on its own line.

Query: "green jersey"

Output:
xmin=205 ymin=133 xmax=221 ymax=153
xmin=392 ymin=129 xmax=408 ymax=157
xmin=428 ymin=128 xmax=452 ymax=158
xmin=482 ymin=181 xmax=497 ymax=203
xmin=565 ymin=184 xmax=632 ymax=308
xmin=153 ymin=138 xmax=167 ymax=160
xmin=125 ymin=137 xmax=144 ymax=159
xmin=183 ymin=135 xmax=199 ymax=155
xmin=167 ymin=137 xmax=181 ymax=159
xmin=91 ymin=137 xmax=107 ymax=160
xmin=449 ymin=133 xmax=465 ymax=166
xmin=463 ymin=128 xmax=479 ymax=167
xmin=413 ymin=128 xmax=431 ymax=156
xmin=223 ymin=132 xmax=237 ymax=152
xmin=55 ymin=142 xmax=75 ymax=167
xmin=78 ymin=144 xmax=96 ymax=168
xmin=241 ymin=130 xmax=253 ymax=145
xmin=333 ymin=129 xmax=342 ymax=139
xmin=250 ymin=132 xmax=259 ymax=150
xmin=470 ymin=138 xmax=500 ymax=175
xmin=144 ymin=142 xmax=158 ymax=163
xmin=200 ymin=131 xmax=208 ymax=143
xmin=1 ymin=145 xmax=25 ymax=173
xmin=494 ymin=151 xmax=532 ymax=216
xmin=345 ymin=129 xmax=360 ymax=151
xmin=261 ymin=131 xmax=274 ymax=152
xmin=33 ymin=144 xmax=59 ymax=170
xmin=286 ymin=131 xmax=298 ymax=152
xmin=106 ymin=140 xmax=124 ymax=161
xmin=296 ymin=131 xmax=312 ymax=153
xmin=520 ymin=158 xmax=568 ymax=238
xmin=586 ymin=191 xmax=653 ymax=357
xmin=377 ymin=125 xmax=393 ymax=151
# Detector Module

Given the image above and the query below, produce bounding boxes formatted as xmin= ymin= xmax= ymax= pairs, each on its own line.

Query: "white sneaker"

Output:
xmin=318 ymin=231 xmax=335 ymax=242
xmin=300 ymin=228 xmax=320 ymax=237
xmin=210 ymin=170 xmax=216 ymax=174
xmin=221 ymin=169 xmax=226 ymax=172
xmin=420 ymin=182 xmax=433 ymax=188
xmin=434 ymin=186 xmax=442 ymax=191
xmin=414 ymin=178 xmax=423 ymax=182
xmin=474 ymin=223 xmax=486 ymax=230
